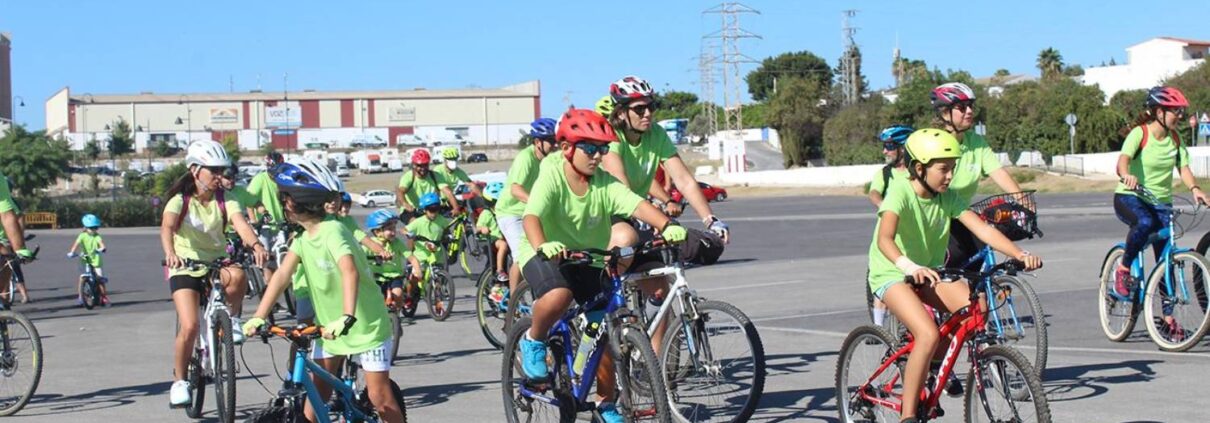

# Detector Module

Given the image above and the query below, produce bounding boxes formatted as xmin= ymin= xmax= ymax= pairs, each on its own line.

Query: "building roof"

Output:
xmin=67 ymin=80 xmax=540 ymax=104
xmin=1130 ymin=36 xmax=1210 ymax=48
xmin=974 ymin=74 xmax=1038 ymax=87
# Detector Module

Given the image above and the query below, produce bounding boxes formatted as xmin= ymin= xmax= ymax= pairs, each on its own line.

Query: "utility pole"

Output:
xmin=704 ymin=2 xmax=761 ymax=138
xmin=839 ymin=9 xmax=860 ymax=106
xmin=697 ymin=39 xmax=719 ymax=139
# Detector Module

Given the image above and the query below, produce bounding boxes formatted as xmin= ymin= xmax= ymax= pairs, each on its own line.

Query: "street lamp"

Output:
xmin=11 ymin=95 xmax=23 ymax=126
xmin=104 ymin=123 xmax=115 ymax=202
xmin=176 ymin=94 xmax=192 ymax=148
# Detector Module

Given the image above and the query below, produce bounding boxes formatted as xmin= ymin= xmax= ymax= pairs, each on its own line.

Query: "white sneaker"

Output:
xmin=230 ymin=316 xmax=245 ymax=345
xmin=169 ymin=380 xmax=192 ymax=407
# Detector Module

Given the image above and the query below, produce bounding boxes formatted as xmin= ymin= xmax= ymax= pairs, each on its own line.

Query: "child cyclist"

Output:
xmin=519 ymin=109 xmax=686 ymax=423
xmin=365 ymin=209 xmax=423 ymax=308
xmin=67 ymin=214 xmax=110 ymax=306
xmin=404 ymin=192 xmax=450 ymax=312
xmin=161 ymin=140 xmax=267 ymax=408
xmin=868 ymin=129 xmax=1042 ymax=423
xmin=242 ymin=158 xmax=404 ymax=423
xmin=476 ymin=182 xmax=509 ymax=302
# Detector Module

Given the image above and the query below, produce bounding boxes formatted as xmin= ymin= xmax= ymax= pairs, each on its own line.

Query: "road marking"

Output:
xmin=698 ymin=279 xmax=808 ymax=292
xmin=750 ymin=308 xmax=865 ymax=323
xmin=757 ymin=325 xmax=850 ymax=338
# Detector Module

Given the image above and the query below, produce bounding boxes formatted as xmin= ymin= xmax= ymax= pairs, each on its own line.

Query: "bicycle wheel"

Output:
xmin=81 ymin=278 xmax=97 ymax=310
xmin=964 ymin=345 xmax=1051 ymax=423
xmin=390 ymin=310 xmax=403 ymax=365
xmin=1143 ymin=251 xmax=1210 ymax=351
xmin=212 ymin=310 xmax=237 ymax=423
xmin=1098 ymin=246 xmax=1138 ymax=342
xmin=505 ymin=278 xmax=533 ymax=335
xmin=835 ymin=325 xmax=901 ymax=423
xmin=614 ymin=324 xmax=672 ymax=423
xmin=661 ymin=300 xmax=764 ymax=423
xmin=0 ymin=311 xmax=42 ymax=416
xmin=987 ymin=275 xmax=1048 ymax=374
xmin=476 ymin=269 xmax=507 ymax=349
xmin=502 ymin=317 xmax=566 ymax=423
xmin=427 ymin=271 xmax=454 ymax=321
xmin=246 ymin=265 xmax=266 ymax=300
xmin=184 ymin=350 xmax=206 ymax=418
xmin=355 ymin=379 xmax=408 ymax=422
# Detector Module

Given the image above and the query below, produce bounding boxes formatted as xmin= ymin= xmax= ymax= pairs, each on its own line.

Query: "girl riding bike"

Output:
xmin=477 ymin=182 xmax=509 ymax=300
xmin=867 ymin=129 xmax=1042 ymax=423
xmin=161 ymin=140 xmax=267 ymax=408
xmin=1112 ymin=87 xmax=1210 ymax=305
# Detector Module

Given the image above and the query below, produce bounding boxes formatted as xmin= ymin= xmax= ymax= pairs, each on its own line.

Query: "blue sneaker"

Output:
xmin=519 ymin=335 xmax=548 ymax=380
xmin=598 ymin=403 xmax=624 ymax=423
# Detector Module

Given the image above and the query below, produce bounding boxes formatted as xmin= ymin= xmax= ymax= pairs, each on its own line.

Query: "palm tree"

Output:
xmin=1037 ymin=48 xmax=1064 ymax=80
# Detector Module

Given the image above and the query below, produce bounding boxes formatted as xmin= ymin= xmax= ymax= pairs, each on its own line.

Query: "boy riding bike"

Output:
xmin=397 ymin=149 xmax=460 ymax=219
xmin=867 ymin=129 xmax=1042 ymax=423
xmin=496 ymin=117 xmax=561 ymax=291
xmin=241 ymin=158 xmax=404 ymax=423
xmin=67 ymin=214 xmax=109 ymax=306
xmin=517 ymin=109 xmax=686 ymax=423
xmin=404 ymin=192 xmax=451 ymax=308
xmin=365 ymin=209 xmax=423 ymax=308
xmin=477 ymin=182 xmax=509 ymax=301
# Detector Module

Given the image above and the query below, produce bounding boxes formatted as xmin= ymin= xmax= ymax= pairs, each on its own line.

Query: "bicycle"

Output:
xmin=69 ymin=251 xmax=106 ymax=310
xmin=0 ymin=235 xmax=34 ymax=309
xmin=837 ymin=261 xmax=1051 ymax=423
xmin=367 ymin=255 xmax=408 ymax=364
xmin=1097 ymin=185 xmax=1210 ymax=351
xmin=228 ymin=233 xmax=266 ymax=300
xmin=0 ymin=248 xmax=43 ymax=416
xmin=407 ymin=233 xmax=455 ymax=322
xmin=167 ymin=258 xmax=239 ymax=423
xmin=254 ymin=219 xmax=298 ymax=318
xmin=475 ymin=232 xmax=515 ymax=350
xmin=246 ymin=324 xmax=407 ymax=423
xmin=501 ymin=242 xmax=672 ymax=423
xmin=623 ymin=241 xmax=766 ymax=423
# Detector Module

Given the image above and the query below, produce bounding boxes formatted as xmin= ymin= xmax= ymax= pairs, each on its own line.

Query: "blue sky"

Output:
xmin=2 ymin=0 xmax=1206 ymax=129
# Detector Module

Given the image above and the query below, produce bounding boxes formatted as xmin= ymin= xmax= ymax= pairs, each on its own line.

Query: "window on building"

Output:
xmin=446 ymin=127 xmax=470 ymax=138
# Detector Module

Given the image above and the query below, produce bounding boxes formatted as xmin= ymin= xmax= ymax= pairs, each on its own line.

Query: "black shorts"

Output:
xmin=169 ymin=275 xmax=207 ymax=294
xmin=944 ymin=219 xmax=986 ymax=271
xmin=522 ymin=258 xmax=607 ymax=307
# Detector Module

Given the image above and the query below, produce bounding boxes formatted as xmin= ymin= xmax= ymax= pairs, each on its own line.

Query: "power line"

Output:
xmin=839 ymin=9 xmax=860 ymax=106
xmin=704 ymin=2 xmax=761 ymax=137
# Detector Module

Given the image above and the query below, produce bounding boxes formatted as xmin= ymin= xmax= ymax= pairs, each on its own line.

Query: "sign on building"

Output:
xmin=389 ymin=106 xmax=416 ymax=122
xmin=209 ymin=108 xmax=240 ymax=124
xmin=266 ymin=106 xmax=301 ymax=127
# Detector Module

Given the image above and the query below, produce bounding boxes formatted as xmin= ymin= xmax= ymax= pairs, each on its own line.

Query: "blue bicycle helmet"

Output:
xmin=365 ymin=209 xmax=399 ymax=231
xmin=879 ymin=125 xmax=914 ymax=147
xmin=82 ymin=214 xmax=101 ymax=228
xmin=340 ymin=192 xmax=352 ymax=204
xmin=529 ymin=118 xmax=557 ymax=140
xmin=418 ymin=192 xmax=441 ymax=210
xmin=273 ymin=158 xmax=344 ymax=205
xmin=483 ymin=182 xmax=505 ymax=202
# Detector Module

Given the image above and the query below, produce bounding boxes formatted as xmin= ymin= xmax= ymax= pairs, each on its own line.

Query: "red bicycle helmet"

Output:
xmin=930 ymin=82 xmax=976 ymax=108
xmin=1146 ymin=86 xmax=1189 ymax=109
xmin=557 ymin=109 xmax=617 ymax=144
xmin=411 ymin=149 xmax=431 ymax=165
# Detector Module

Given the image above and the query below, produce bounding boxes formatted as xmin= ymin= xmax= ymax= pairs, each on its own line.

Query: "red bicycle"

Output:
xmin=836 ymin=261 xmax=1051 ymax=423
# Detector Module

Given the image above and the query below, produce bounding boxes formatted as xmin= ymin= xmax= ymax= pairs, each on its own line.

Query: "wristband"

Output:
xmin=894 ymin=256 xmax=924 ymax=275
xmin=1192 ymin=185 xmax=1202 ymax=192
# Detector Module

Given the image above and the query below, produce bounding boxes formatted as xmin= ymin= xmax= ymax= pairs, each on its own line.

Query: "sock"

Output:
xmin=872 ymin=308 xmax=887 ymax=326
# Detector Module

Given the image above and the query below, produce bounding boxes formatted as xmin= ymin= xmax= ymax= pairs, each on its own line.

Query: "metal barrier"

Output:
xmin=1049 ymin=155 xmax=1085 ymax=177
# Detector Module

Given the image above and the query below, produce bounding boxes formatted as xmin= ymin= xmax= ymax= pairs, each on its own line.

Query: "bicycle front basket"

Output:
xmin=970 ymin=191 xmax=1041 ymax=241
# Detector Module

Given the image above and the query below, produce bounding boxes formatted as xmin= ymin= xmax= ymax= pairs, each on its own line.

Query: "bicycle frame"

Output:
xmin=1110 ymin=202 xmax=1196 ymax=307
xmin=197 ymin=266 xmax=231 ymax=381
xmin=635 ymin=264 xmax=713 ymax=367
xmin=961 ymin=248 xmax=1028 ymax=342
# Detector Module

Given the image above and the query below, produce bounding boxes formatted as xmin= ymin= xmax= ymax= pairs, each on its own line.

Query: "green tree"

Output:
xmin=981 ymin=77 xmax=1115 ymax=158
xmin=739 ymin=102 xmax=770 ymax=129
xmin=822 ymin=98 xmax=887 ymax=165
xmin=108 ymin=118 xmax=135 ymax=158
xmin=1037 ymin=47 xmax=1065 ymax=80
xmin=768 ymin=77 xmax=830 ymax=166
xmin=153 ymin=163 xmax=188 ymax=197
xmin=259 ymin=139 xmax=278 ymax=157
xmin=1062 ymin=64 xmax=1085 ymax=77
xmin=153 ymin=139 xmax=175 ymax=157
xmin=835 ymin=45 xmax=868 ymax=105
xmin=746 ymin=51 xmax=833 ymax=102
xmin=0 ymin=126 xmax=72 ymax=198
xmin=651 ymin=90 xmax=699 ymax=122
xmin=1166 ymin=60 xmax=1210 ymax=114
xmin=892 ymin=57 xmax=930 ymax=86
xmin=83 ymin=138 xmax=102 ymax=163
xmin=221 ymin=132 xmax=241 ymax=163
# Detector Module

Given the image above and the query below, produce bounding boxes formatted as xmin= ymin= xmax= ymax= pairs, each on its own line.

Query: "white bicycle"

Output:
xmin=171 ymin=258 xmax=239 ymax=423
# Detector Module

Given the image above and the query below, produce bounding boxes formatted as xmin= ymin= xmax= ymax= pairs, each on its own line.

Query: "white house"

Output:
xmin=1083 ymin=37 xmax=1210 ymax=102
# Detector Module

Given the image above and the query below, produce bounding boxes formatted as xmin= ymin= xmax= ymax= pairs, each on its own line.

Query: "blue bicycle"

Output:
xmin=246 ymin=324 xmax=407 ymax=422
xmin=69 ymin=251 xmax=106 ymax=310
xmin=1098 ymin=186 xmax=1210 ymax=351
xmin=501 ymin=242 xmax=672 ymax=423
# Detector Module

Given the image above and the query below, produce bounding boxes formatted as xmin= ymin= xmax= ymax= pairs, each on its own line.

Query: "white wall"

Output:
xmin=718 ymin=164 xmax=884 ymax=187
xmin=1058 ymin=146 xmax=1210 ymax=178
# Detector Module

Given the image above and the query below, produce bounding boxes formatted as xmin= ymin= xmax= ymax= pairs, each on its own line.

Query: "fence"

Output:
xmin=1049 ymin=155 xmax=1085 ymax=177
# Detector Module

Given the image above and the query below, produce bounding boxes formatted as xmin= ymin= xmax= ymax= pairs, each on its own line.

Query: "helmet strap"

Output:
xmin=909 ymin=161 xmax=940 ymax=197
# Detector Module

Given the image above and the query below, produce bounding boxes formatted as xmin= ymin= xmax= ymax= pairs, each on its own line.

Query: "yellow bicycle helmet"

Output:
xmin=904 ymin=128 xmax=960 ymax=165
xmin=595 ymin=95 xmax=615 ymax=117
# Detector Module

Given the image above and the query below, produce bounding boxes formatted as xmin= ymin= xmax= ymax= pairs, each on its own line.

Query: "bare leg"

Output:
xmin=172 ymin=289 xmax=202 ymax=381
xmin=220 ymin=266 xmax=248 ymax=316
xmin=527 ymin=287 xmax=573 ymax=341
xmin=365 ymin=370 xmax=405 ymax=423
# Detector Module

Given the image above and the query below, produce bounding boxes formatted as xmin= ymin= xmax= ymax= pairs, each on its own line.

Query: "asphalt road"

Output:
xmin=5 ymin=191 xmax=1210 ymax=422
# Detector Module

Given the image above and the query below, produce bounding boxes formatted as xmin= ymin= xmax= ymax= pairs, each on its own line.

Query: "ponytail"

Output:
xmin=165 ymin=167 xmax=198 ymax=200
xmin=1120 ymin=110 xmax=1156 ymax=138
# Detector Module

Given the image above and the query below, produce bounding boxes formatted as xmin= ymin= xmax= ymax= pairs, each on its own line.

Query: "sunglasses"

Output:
xmin=414 ymin=164 xmax=429 ymax=170
xmin=537 ymin=137 xmax=558 ymax=145
xmin=424 ymin=206 xmax=441 ymax=213
xmin=883 ymin=142 xmax=900 ymax=151
xmin=1166 ymin=108 xmax=1187 ymax=118
xmin=950 ymin=102 xmax=976 ymax=113
xmin=574 ymin=143 xmax=611 ymax=156
xmin=629 ymin=103 xmax=655 ymax=116
xmin=202 ymin=166 xmax=227 ymax=175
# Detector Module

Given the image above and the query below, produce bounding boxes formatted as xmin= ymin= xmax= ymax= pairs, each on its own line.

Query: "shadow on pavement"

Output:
xmin=744 ymin=352 xmax=840 ymax=422
xmin=395 ymin=347 xmax=497 ymax=368
xmin=405 ymin=379 xmax=496 ymax=409
xmin=1042 ymin=359 xmax=1160 ymax=402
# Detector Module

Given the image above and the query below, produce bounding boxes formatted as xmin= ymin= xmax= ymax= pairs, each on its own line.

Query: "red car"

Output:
xmin=670 ymin=182 xmax=728 ymax=203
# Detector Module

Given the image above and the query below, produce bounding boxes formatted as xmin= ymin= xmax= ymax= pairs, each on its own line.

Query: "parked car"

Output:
xmin=358 ymin=190 xmax=397 ymax=208
xmin=335 ymin=165 xmax=350 ymax=178
xmin=670 ymin=182 xmax=728 ymax=203
xmin=466 ymin=153 xmax=489 ymax=163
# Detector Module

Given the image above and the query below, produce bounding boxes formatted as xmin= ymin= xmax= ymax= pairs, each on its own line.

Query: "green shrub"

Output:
xmin=22 ymin=197 xmax=161 ymax=228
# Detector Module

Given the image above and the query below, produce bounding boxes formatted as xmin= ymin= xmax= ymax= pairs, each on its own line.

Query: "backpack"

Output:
xmin=1131 ymin=124 xmax=1182 ymax=167
xmin=172 ymin=189 xmax=229 ymax=234
xmin=680 ymin=228 xmax=725 ymax=266
xmin=401 ymin=170 xmax=440 ymax=200
xmin=880 ymin=164 xmax=894 ymax=193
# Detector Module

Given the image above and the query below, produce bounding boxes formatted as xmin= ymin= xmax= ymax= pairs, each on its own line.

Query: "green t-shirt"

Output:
xmin=495 ymin=146 xmax=543 ymax=217
xmin=287 ymin=220 xmax=391 ymax=355
xmin=363 ymin=236 xmax=411 ymax=277
xmin=246 ymin=172 xmax=285 ymax=224
xmin=476 ymin=208 xmax=503 ymax=240
xmin=1115 ymin=126 xmax=1189 ymax=204
xmin=0 ymin=175 xmax=14 ymax=242
xmin=295 ymin=215 xmax=367 ymax=297
xmin=611 ymin=127 xmax=678 ymax=197
xmin=867 ymin=181 xmax=968 ymax=294
xmin=948 ymin=132 xmax=1004 ymax=206
xmin=75 ymin=231 xmax=104 ymax=267
xmin=868 ymin=167 xmax=909 ymax=195
xmin=397 ymin=170 xmax=450 ymax=210
xmin=516 ymin=160 xmax=645 ymax=266
xmin=165 ymin=194 xmax=243 ymax=277
xmin=405 ymin=214 xmax=450 ymax=264
xmin=333 ymin=215 xmax=368 ymax=241
xmin=226 ymin=185 xmax=258 ymax=210
xmin=434 ymin=165 xmax=472 ymax=185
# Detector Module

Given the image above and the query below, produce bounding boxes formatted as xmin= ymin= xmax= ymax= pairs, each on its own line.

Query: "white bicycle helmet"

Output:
xmin=184 ymin=140 xmax=232 ymax=167
xmin=610 ymin=75 xmax=655 ymax=104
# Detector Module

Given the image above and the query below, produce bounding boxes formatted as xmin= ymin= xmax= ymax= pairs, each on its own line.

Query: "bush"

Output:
xmin=21 ymin=197 xmax=162 ymax=228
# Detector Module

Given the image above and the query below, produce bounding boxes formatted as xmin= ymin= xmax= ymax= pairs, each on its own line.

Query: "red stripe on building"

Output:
xmin=387 ymin=126 xmax=414 ymax=147
xmin=300 ymin=100 xmax=319 ymax=128
xmin=242 ymin=101 xmax=251 ymax=129
xmin=367 ymin=101 xmax=376 ymax=127
xmin=211 ymin=131 xmax=223 ymax=142
xmin=68 ymin=104 xmax=76 ymax=132
xmin=340 ymin=100 xmax=354 ymax=128
xmin=533 ymin=96 xmax=541 ymax=119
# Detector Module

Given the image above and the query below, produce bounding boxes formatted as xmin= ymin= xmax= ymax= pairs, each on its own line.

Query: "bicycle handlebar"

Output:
xmin=903 ymin=260 xmax=1028 ymax=286
xmin=254 ymin=324 xmax=323 ymax=343
xmin=161 ymin=257 xmax=231 ymax=270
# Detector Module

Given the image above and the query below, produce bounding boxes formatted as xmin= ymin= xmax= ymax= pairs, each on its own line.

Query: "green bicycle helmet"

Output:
xmin=442 ymin=147 xmax=460 ymax=161
xmin=595 ymin=95 xmax=615 ymax=117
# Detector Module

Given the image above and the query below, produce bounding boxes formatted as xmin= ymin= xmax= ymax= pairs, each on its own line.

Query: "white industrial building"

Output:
xmin=44 ymin=81 xmax=541 ymax=151
xmin=1083 ymin=37 xmax=1209 ymax=101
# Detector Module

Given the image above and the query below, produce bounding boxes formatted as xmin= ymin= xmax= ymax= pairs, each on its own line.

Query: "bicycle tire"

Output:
xmin=0 ymin=311 xmax=42 ymax=416
xmin=661 ymin=300 xmax=764 ymax=423
xmin=835 ymin=325 xmax=900 ymax=423
xmin=247 ymin=265 xmax=266 ymax=300
xmin=390 ymin=311 xmax=403 ymax=365
xmin=246 ymin=405 xmax=292 ymax=422
xmin=427 ymin=271 xmax=454 ymax=321
xmin=504 ymin=278 xmax=533 ymax=336
xmin=989 ymin=275 xmax=1048 ymax=374
xmin=614 ymin=325 xmax=673 ymax=423
xmin=280 ymin=285 xmax=297 ymax=318
xmin=184 ymin=351 xmax=206 ymax=418
xmin=1098 ymin=246 xmax=1138 ymax=342
xmin=1143 ymin=251 xmax=1210 ymax=351
xmin=212 ymin=310 xmax=237 ymax=423
xmin=501 ymin=317 xmax=564 ymax=423
xmin=964 ymin=345 xmax=1051 ymax=423
xmin=476 ymin=269 xmax=507 ymax=349
xmin=81 ymin=278 xmax=97 ymax=310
